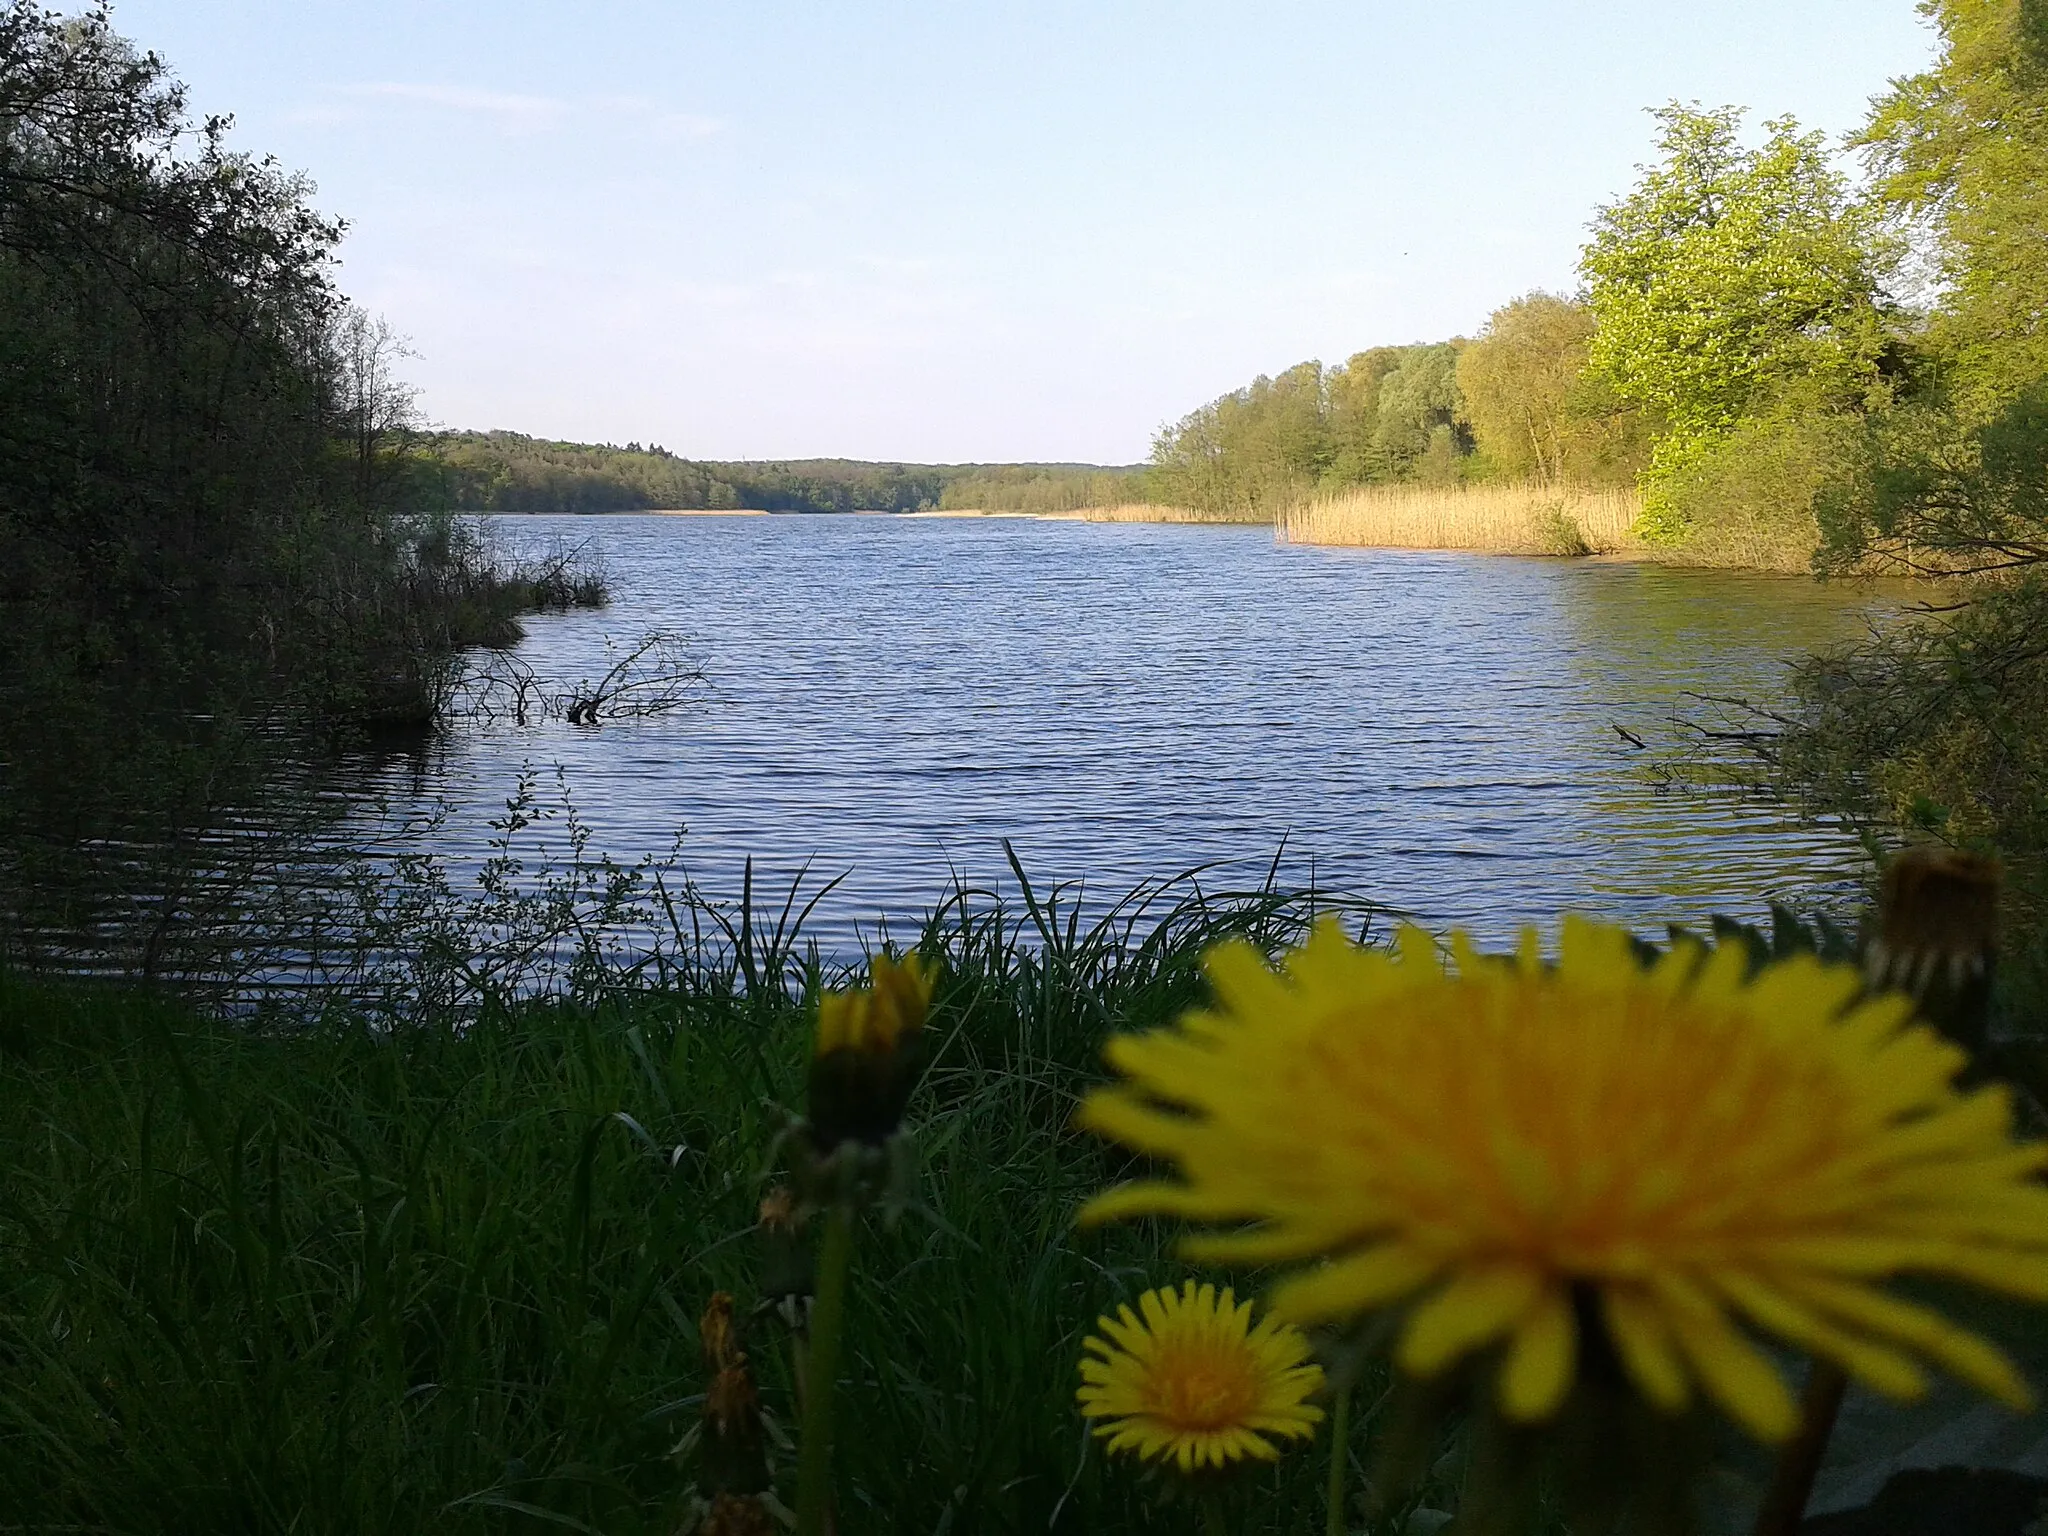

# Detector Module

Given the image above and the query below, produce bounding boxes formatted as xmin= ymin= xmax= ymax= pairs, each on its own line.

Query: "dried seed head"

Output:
xmin=758 ymin=1185 xmax=797 ymax=1233
xmin=699 ymin=1291 xmax=742 ymax=1376
xmin=755 ymin=1183 xmax=814 ymax=1305
xmin=699 ymin=1358 xmax=770 ymax=1496
xmin=1878 ymin=845 xmax=1998 ymax=950
xmin=701 ymin=1492 xmax=776 ymax=1536
xmin=705 ymin=1364 xmax=759 ymax=1436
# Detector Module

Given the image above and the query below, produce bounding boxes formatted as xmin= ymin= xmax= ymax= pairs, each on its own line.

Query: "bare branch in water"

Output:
xmin=451 ymin=630 xmax=709 ymax=727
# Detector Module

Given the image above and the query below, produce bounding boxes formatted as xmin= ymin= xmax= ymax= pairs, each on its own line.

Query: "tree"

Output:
xmin=1817 ymin=384 xmax=2048 ymax=575
xmin=1369 ymin=344 xmax=1468 ymax=479
xmin=334 ymin=305 xmax=422 ymax=505
xmin=1324 ymin=346 xmax=1409 ymax=484
xmin=1809 ymin=4 xmax=2048 ymax=576
xmin=0 ymin=0 xmax=350 ymax=642
xmin=1456 ymin=294 xmax=1594 ymax=485
xmin=1457 ymin=294 xmax=1658 ymax=487
xmin=1325 ymin=344 xmax=1471 ymax=485
xmin=1857 ymin=0 xmax=2048 ymax=410
xmin=1580 ymin=105 xmax=1891 ymax=532
xmin=1149 ymin=361 xmax=1332 ymax=518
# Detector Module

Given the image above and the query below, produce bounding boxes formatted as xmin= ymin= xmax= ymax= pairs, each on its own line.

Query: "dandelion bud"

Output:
xmin=805 ymin=952 xmax=932 ymax=1151
xmin=756 ymin=1185 xmax=813 ymax=1315
xmin=1868 ymin=846 xmax=1999 ymax=1055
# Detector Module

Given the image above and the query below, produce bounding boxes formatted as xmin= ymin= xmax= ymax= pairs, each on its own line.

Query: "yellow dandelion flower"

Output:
xmin=1077 ymin=917 xmax=2048 ymax=1443
xmin=1077 ymin=1280 xmax=1325 ymax=1471
xmin=815 ymin=952 xmax=931 ymax=1057
xmin=807 ymin=952 xmax=933 ymax=1150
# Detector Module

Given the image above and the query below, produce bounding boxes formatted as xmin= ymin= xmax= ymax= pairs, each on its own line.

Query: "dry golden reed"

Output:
xmin=1279 ymin=483 xmax=1645 ymax=556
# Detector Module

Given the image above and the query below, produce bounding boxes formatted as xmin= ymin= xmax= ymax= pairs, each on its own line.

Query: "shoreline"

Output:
xmin=508 ymin=504 xmax=1929 ymax=579
xmin=907 ymin=503 xmax=1262 ymax=526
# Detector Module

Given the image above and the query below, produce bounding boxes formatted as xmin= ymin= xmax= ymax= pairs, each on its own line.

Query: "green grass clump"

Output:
xmin=0 ymin=871 xmax=1382 ymax=1534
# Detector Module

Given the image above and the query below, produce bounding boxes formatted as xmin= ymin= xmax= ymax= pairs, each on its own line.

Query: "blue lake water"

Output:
xmin=348 ymin=513 xmax=1897 ymax=954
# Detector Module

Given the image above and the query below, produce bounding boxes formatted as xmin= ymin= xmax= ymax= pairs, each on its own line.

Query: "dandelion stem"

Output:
xmin=1201 ymin=1489 xmax=1231 ymax=1536
xmin=1324 ymin=1378 xmax=1352 ymax=1536
xmin=796 ymin=1202 xmax=856 ymax=1536
xmin=1750 ymin=1360 xmax=1846 ymax=1536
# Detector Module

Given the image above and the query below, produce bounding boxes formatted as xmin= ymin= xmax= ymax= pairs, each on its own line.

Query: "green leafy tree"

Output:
xmin=1325 ymin=344 xmax=1472 ymax=485
xmin=1580 ymin=105 xmax=1892 ymax=535
xmin=1149 ymin=361 xmax=1331 ymax=518
xmin=1369 ymin=344 xmax=1469 ymax=480
xmin=1324 ymin=346 xmax=1406 ymax=483
xmin=1858 ymin=0 xmax=2048 ymax=409
xmin=1456 ymin=295 xmax=1595 ymax=485
xmin=1452 ymin=293 xmax=1653 ymax=488
xmin=1813 ymin=3 xmax=2048 ymax=575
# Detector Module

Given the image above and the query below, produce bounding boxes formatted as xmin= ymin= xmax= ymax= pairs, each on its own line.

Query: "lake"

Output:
xmin=336 ymin=512 xmax=1896 ymax=959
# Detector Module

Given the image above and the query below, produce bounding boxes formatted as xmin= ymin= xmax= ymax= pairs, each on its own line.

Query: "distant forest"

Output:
xmin=420 ymin=432 xmax=1151 ymax=514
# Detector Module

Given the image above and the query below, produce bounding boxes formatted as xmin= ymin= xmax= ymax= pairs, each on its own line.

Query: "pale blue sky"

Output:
xmin=110 ymin=1 xmax=1936 ymax=463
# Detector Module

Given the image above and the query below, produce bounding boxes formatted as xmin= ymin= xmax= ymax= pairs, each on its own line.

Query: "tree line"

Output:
xmin=1147 ymin=334 xmax=1652 ymax=519
xmin=1144 ymin=0 xmax=2048 ymax=996
xmin=421 ymin=432 xmax=1150 ymax=515
xmin=1144 ymin=24 xmax=2040 ymax=570
xmin=0 ymin=2 xmax=603 ymax=959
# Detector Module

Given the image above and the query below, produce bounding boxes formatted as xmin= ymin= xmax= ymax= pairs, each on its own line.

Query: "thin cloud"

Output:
xmin=593 ymin=95 xmax=726 ymax=142
xmin=295 ymin=84 xmax=725 ymax=143
xmin=349 ymin=82 xmax=567 ymax=123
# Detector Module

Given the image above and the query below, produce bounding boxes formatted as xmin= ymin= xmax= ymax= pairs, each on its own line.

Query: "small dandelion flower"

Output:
xmin=815 ymin=950 xmax=930 ymax=1057
xmin=807 ymin=952 xmax=932 ymax=1149
xmin=1078 ymin=918 xmax=2048 ymax=1443
xmin=1077 ymin=1280 xmax=1325 ymax=1472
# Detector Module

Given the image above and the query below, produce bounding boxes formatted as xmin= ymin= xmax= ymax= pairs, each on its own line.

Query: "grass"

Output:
xmin=1280 ymin=483 xmax=1646 ymax=557
xmin=0 ymin=864 xmax=1426 ymax=1536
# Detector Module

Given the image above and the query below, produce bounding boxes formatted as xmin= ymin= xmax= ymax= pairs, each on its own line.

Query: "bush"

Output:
xmin=1656 ymin=413 xmax=1861 ymax=571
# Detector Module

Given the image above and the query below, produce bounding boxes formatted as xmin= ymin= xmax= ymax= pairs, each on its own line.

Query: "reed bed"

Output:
xmin=1280 ymin=482 xmax=1645 ymax=556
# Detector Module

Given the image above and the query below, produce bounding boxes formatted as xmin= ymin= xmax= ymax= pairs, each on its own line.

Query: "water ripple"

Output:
xmin=353 ymin=514 xmax=1896 ymax=952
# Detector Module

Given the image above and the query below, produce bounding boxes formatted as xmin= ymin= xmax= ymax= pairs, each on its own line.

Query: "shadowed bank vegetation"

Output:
xmin=0 ymin=4 xmax=603 ymax=973
xmin=0 ymin=4 xmax=598 ymax=728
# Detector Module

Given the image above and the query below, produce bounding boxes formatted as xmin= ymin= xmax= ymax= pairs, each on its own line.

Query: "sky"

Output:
xmin=109 ymin=1 xmax=1938 ymax=464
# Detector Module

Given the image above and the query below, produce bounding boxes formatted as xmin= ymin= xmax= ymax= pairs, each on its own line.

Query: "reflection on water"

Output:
xmin=333 ymin=514 xmax=1898 ymax=957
